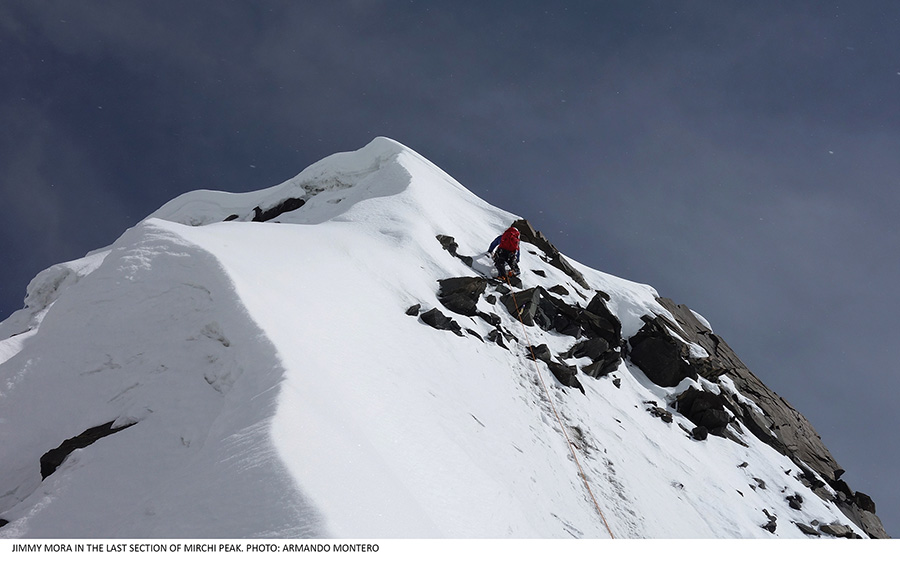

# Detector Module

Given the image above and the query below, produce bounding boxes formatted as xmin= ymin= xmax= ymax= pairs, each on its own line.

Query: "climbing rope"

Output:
xmin=505 ymin=278 xmax=616 ymax=539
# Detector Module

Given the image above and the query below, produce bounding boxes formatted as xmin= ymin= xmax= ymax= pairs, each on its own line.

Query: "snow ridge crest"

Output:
xmin=148 ymin=137 xmax=418 ymax=227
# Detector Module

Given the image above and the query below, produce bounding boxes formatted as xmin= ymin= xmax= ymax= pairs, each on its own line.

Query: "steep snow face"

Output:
xmin=0 ymin=138 xmax=870 ymax=538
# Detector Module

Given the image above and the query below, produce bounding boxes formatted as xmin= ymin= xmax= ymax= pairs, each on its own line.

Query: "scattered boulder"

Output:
xmin=691 ymin=426 xmax=709 ymax=441
xmin=585 ymin=292 xmax=620 ymax=338
xmin=819 ymin=523 xmax=859 ymax=539
xmin=674 ymin=387 xmax=732 ymax=436
xmin=646 ymin=404 xmax=673 ymax=423
xmin=487 ymin=329 xmax=509 ymax=349
xmin=786 ymin=493 xmax=803 ymax=510
xmin=405 ymin=304 xmax=421 ymax=316
xmin=438 ymin=277 xmax=487 ymax=316
xmin=567 ymin=338 xmax=610 ymax=362
xmin=761 ymin=510 xmax=777 ymax=534
xmin=628 ymin=316 xmax=698 ymax=387
xmin=419 ymin=308 xmax=463 ymax=336
xmin=436 ymin=235 xmax=474 ymax=267
xmin=436 ymin=234 xmax=459 ymax=255
xmin=795 ymin=522 xmax=820 ymax=536
xmin=570 ymin=336 xmax=622 ymax=379
xmin=548 ymin=285 xmax=569 ymax=296
xmin=526 ymin=344 xmax=584 ymax=394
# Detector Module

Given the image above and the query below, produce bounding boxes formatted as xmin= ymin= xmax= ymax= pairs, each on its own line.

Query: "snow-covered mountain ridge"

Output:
xmin=0 ymin=138 xmax=888 ymax=538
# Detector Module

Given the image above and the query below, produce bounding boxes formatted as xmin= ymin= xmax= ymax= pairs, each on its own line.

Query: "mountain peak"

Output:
xmin=0 ymin=140 xmax=889 ymax=539
xmin=147 ymin=136 xmax=456 ymax=228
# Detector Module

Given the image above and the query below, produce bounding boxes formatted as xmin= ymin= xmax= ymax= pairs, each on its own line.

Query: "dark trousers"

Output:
xmin=493 ymin=248 xmax=518 ymax=277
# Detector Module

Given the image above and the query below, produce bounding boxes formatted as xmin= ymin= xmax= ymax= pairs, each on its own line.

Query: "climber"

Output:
xmin=488 ymin=225 xmax=521 ymax=279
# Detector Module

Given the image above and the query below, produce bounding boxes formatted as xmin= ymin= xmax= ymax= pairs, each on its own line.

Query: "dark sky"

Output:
xmin=2 ymin=1 xmax=898 ymax=537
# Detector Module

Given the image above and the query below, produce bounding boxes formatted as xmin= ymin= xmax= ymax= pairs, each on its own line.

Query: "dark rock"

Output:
xmin=631 ymin=294 xmax=893 ymax=537
xmin=674 ymin=387 xmax=732 ymax=433
xmin=653 ymin=297 xmax=852 ymax=495
xmin=438 ymin=277 xmax=488 ymax=316
xmin=435 ymin=234 xmax=476 ymax=267
xmin=612 ymin=377 xmax=621 ymax=388
xmin=552 ymin=313 xmax=583 ymax=338
xmin=567 ymin=338 xmax=610 ymax=362
xmin=819 ymin=523 xmax=858 ymax=539
xmin=787 ymin=493 xmax=803 ymax=510
xmin=628 ymin=316 xmax=697 ymax=387
xmin=853 ymin=492 xmax=876 ymax=514
xmin=465 ymin=329 xmax=484 ymax=341
xmin=0 ymin=519 xmax=7 ymax=528
xmin=526 ymin=344 xmax=584 ymax=394
xmin=691 ymin=426 xmax=708 ymax=440
xmin=436 ymin=234 xmax=460 ymax=256
xmin=510 ymin=219 xmax=590 ymax=289
xmin=795 ymin=522 xmax=819 ymax=536
xmin=837 ymin=501 xmax=891 ymax=538
xmin=477 ymin=311 xmax=502 ymax=327
xmin=487 ymin=329 xmax=509 ymax=349
xmin=252 ymin=197 xmax=305 ymax=222
xmin=565 ymin=337 xmax=622 ymax=378
xmin=224 ymin=214 xmax=240 ymax=221
xmin=586 ymin=293 xmax=622 ymax=339
xmin=647 ymin=406 xmax=673 ymax=423
xmin=532 ymin=269 xmax=546 ymax=277
xmin=41 ymin=420 xmax=136 ymax=479
xmin=548 ymin=285 xmax=569 ymax=296
xmin=832 ymin=479 xmax=853 ymax=500
xmin=405 ymin=304 xmax=421 ymax=316
xmin=581 ymin=353 xmax=620 ymax=379
xmin=547 ymin=362 xmax=584 ymax=394
xmin=761 ymin=509 xmax=777 ymax=533
xmin=526 ymin=343 xmax=553 ymax=362
xmin=501 ymin=287 xmax=549 ymax=328
xmin=420 ymin=308 xmax=463 ymax=336
xmin=501 ymin=287 xmax=620 ymax=346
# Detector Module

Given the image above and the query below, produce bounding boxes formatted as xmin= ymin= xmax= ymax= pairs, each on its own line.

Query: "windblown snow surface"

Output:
xmin=0 ymin=138 xmax=874 ymax=540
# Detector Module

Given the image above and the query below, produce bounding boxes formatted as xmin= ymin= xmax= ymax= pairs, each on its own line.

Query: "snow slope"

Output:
xmin=0 ymin=138 xmax=871 ymax=538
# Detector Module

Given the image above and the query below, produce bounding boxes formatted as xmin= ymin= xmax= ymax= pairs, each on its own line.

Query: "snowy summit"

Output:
xmin=0 ymin=138 xmax=889 ymax=538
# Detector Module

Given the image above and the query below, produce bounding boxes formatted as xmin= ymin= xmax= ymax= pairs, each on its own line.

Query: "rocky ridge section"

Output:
xmin=414 ymin=219 xmax=888 ymax=539
xmin=628 ymin=298 xmax=889 ymax=538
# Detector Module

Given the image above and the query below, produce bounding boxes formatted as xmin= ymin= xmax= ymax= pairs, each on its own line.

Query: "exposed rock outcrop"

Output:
xmin=252 ymin=197 xmax=306 ymax=222
xmin=673 ymin=387 xmax=732 ymax=436
xmin=510 ymin=219 xmax=589 ymax=289
xmin=437 ymin=277 xmax=488 ymax=317
xmin=526 ymin=344 xmax=584 ymax=394
xmin=40 ymin=421 xmax=136 ymax=480
xmin=419 ymin=308 xmax=463 ymax=336
xmin=626 ymin=296 xmax=890 ymax=538
xmin=419 ymin=219 xmax=889 ymax=539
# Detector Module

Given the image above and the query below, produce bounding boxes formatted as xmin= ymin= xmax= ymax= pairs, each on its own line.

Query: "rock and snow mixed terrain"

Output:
xmin=0 ymin=138 xmax=889 ymax=538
